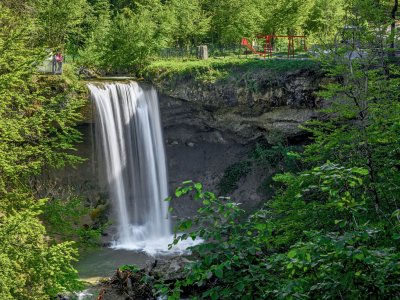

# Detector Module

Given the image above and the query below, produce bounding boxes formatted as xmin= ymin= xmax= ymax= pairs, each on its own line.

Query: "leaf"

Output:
xmin=214 ymin=267 xmax=223 ymax=278
xmin=288 ymin=250 xmax=297 ymax=258
xmin=353 ymin=253 xmax=364 ymax=261
xmin=175 ymin=189 xmax=183 ymax=197
xmin=211 ymin=291 xmax=219 ymax=300
xmin=352 ymin=168 xmax=369 ymax=176
xmin=237 ymin=282 xmax=245 ymax=292
xmin=194 ymin=182 xmax=203 ymax=191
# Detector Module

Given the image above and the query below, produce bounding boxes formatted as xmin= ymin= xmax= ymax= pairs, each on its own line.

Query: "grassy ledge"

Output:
xmin=143 ymin=56 xmax=319 ymax=84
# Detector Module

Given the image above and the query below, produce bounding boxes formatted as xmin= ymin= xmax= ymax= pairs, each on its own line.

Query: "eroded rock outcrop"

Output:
xmin=151 ymin=67 xmax=324 ymax=145
xmin=96 ymin=257 xmax=192 ymax=300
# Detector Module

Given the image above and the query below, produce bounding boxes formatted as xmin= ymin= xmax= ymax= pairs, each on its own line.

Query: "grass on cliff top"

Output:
xmin=144 ymin=56 xmax=318 ymax=83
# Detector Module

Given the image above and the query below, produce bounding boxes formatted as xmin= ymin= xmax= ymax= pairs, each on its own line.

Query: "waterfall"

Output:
xmin=88 ymin=82 xmax=171 ymax=250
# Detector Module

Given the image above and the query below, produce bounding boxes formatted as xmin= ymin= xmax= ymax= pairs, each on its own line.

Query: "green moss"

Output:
xmin=218 ymin=161 xmax=252 ymax=196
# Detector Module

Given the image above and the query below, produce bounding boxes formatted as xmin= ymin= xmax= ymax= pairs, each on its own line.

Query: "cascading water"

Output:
xmin=88 ymin=82 xmax=174 ymax=254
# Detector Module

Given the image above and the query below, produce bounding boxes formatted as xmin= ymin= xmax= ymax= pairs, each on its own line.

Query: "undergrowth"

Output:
xmin=143 ymin=56 xmax=318 ymax=83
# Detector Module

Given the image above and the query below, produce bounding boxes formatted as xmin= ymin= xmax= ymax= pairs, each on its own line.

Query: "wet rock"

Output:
xmin=126 ymin=278 xmax=133 ymax=290
xmin=146 ymin=257 xmax=192 ymax=281
xmin=104 ymin=267 xmax=154 ymax=300
xmin=97 ymin=257 xmax=192 ymax=299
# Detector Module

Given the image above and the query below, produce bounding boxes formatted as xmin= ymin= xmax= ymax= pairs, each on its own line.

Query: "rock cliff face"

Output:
xmin=73 ymin=67 xmax=324 ymax=223
xmin=147 ymin=66 xmax=324 ymax=215
xmin=152 ymin=67 xmax=324 ymax=145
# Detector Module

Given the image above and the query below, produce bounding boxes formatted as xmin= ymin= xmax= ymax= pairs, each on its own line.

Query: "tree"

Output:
xmin=0 ymin=201 xmax=82 ymax=299
xmin=304 ymin=0 xmax=346 ymax=43
xmin=36 ymin=0 xmax=89 ymax=48
xmin=261 ymin=0 xmax=315 ymax=35
xmin=102 ymin=4 xmax=169 ymax=71
xmin=204 ymin=0 xmax=264 ymax=45
xmin=167 ymin=0 xmax=210 ymax=47
xmin=78 ymin=0 xmax=112 ymax=67
xmin=390 ymin=0 xmax=398 ymax=51
xmin=303 ymin=0 xmax=400 ymax=211
xmin=0 ymin=4 xmax=85 ymax=297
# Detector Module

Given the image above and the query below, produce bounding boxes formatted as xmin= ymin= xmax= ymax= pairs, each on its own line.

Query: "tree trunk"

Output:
xmin=390 ymin=0 xmax=398 ymax=52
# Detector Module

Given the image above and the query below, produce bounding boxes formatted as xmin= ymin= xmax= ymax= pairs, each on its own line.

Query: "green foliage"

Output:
xmin=100 ymin=7 xmax=160 ymax=71
xmin=269 ymin=163 xmax=370 ymax=248
xmin=0 ymin=6 xmax=85 ymax=195
xmin=218 ymin=161 xmax=251 ymax=195
xmin=250 ymin=142 xmax=301 ymax=172
xmin=36 ymin=0 xmax=89 ymax=48
xmin=304 ymin=0 xmax=347 ymax=43
xmin=144 ymin=57 xmax=318 ymax=84
xmin=250 ymin=141 xmax=302 ymax=198
xmin=218 ymin=141 xmax=302 ymax=196
xmin=270 ymin=229 xmax=400 ymax=299
xmin=0 ymin=200 xmax=83 ymax=299
xmin=167 ymin=0 xmax=210 ymax=47
xmin=77 ymin=0 xmax=112 ymax=67
xmin=0 ymin=4 xmax=87 ymax=298
xmin=164 ymin=181 xmax=255 ymax=299
xmin=119 ymin=264 xmax=141 ymax=272
xmin=217 ymin=140 xmax=302 ymax=198
xmin=205 ymin=0 xmax=265 ymax=45
xmin=161 ymin=163 xmax=399 ymax=299
xmin=66 ymin=0 xmax=350 ymax=73
xmin=43 ymin=197 xmax=103 ymax=248
xmin=302 ymin=13 xmax=400 ymax=214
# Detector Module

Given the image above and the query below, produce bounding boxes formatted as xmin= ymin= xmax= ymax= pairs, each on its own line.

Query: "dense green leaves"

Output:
xmin=0 ymin=201 xmax=83 ymax=299
xmin=0 ymin=3 xmax=86 ymax=298
xmin=72 ymin=0 xmax=351 ymax=72
xmin=36 ymin=0 xmax=89 ymax=48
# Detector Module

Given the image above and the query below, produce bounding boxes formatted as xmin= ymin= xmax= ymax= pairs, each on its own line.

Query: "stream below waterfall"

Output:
xmin=75 ymin=248 xmax=150 ymax=280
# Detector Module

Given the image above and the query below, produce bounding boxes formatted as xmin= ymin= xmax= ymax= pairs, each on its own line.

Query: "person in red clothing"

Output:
xmin=55 ymin=51 xmax=63 ymax=74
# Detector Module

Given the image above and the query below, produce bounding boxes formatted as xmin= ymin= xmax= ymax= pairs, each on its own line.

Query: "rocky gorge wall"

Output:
xmin=151 ymin=64 xmax=325 ymax=216
xmin=147 ymin=65 xmax=324 ymax=145
xmin=62 ymin=65 xmax=325 ymax=232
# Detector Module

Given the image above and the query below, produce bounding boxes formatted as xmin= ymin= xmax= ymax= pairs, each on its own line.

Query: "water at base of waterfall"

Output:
xmin=111 ymin=230 xmax=203 ymax=257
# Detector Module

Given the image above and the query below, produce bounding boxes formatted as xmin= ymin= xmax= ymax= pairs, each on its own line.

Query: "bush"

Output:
xmin=158 ymin=163 xmax=399 ymax=299
xmin=0 ymin=200 xmax=82 ymax=299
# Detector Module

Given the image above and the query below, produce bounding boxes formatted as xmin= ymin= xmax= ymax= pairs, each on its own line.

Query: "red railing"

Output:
xmin=241 ymin=35 xmax=307 ymax=58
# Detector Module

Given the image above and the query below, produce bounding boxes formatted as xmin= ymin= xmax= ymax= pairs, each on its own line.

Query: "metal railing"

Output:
xmin=156 ymin=44 xmax=311 ymax=60
xmin=37 ymin=56 xmax=63 ymax=75
xmin=157 ymin=44 xmax=246 ymax=59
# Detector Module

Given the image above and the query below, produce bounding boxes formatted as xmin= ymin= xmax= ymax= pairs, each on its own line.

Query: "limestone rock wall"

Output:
xmin=151 ymin=68 xmax=324 ymax=145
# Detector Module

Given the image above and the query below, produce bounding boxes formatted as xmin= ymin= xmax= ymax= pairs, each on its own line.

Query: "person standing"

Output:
xmin=55 ymin=51 xmax=63 ymax=74
xmin=52 ymin=50 xmax=57 ymax=74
